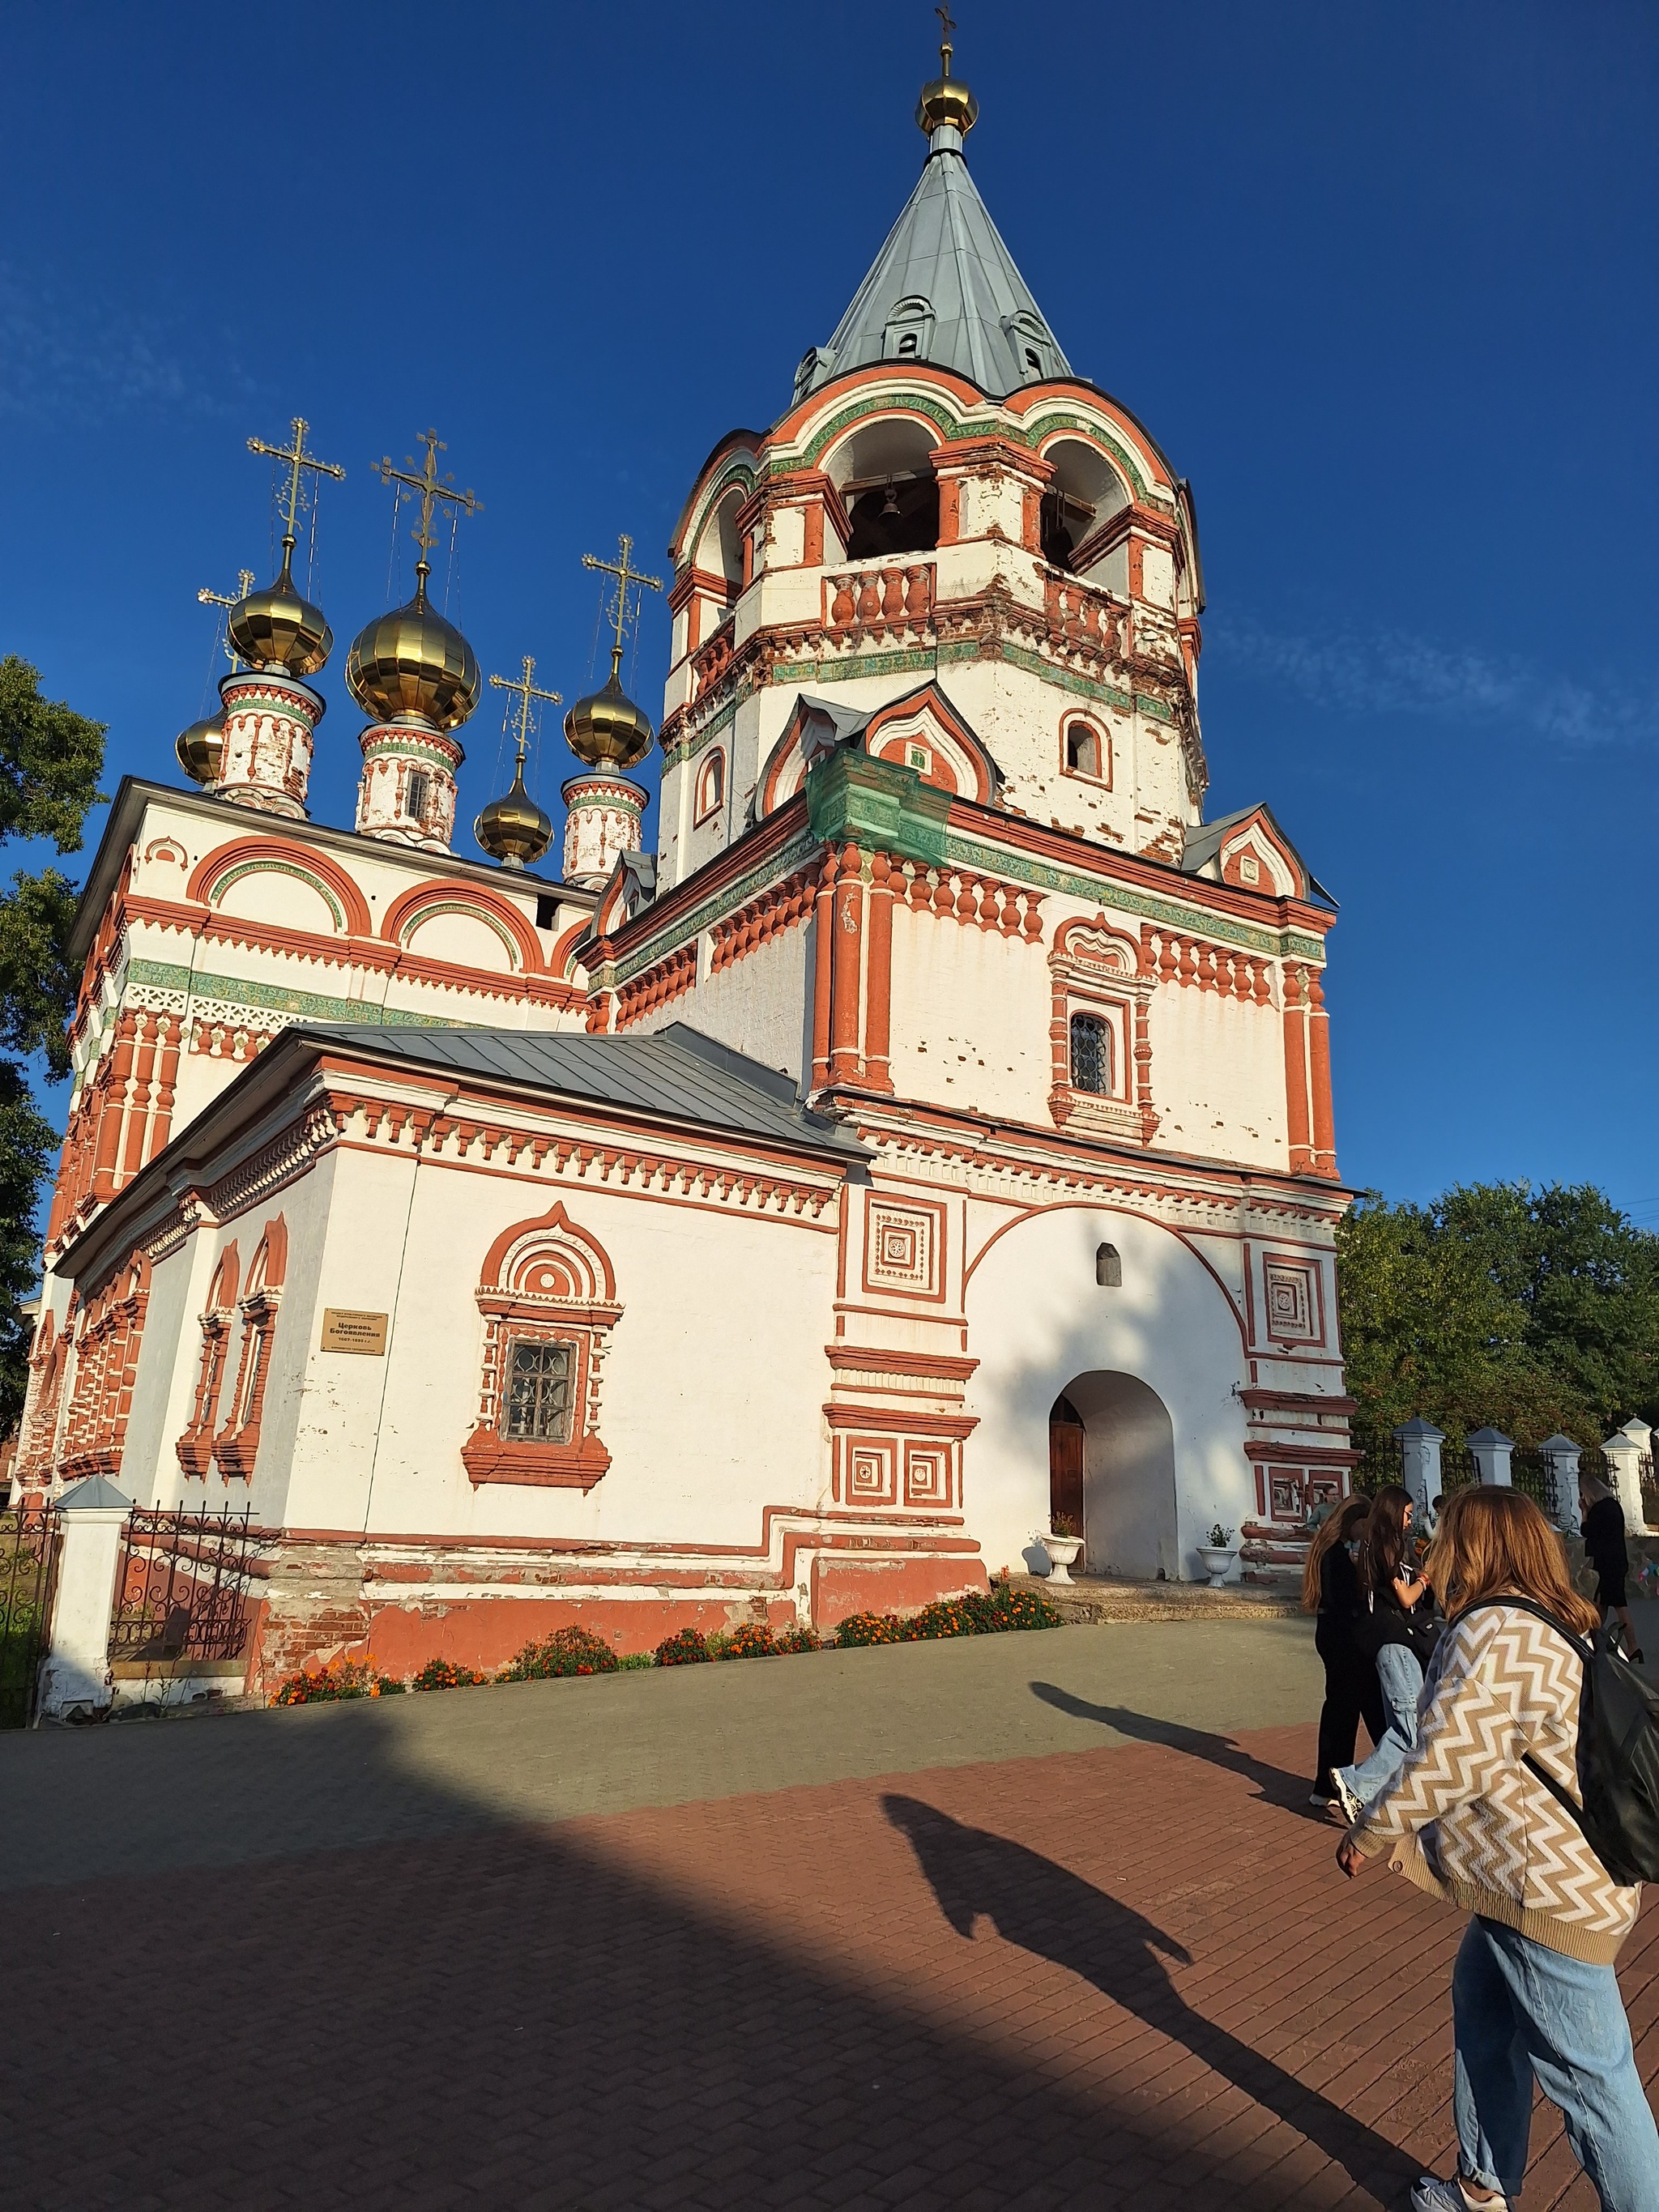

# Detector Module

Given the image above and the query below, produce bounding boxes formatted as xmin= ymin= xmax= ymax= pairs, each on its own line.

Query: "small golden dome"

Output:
xmin=345 ymin=581 xmax=481 ymax=733
xmin=916 ymin=71 xmax=978 ymax=139
xmin=175 ymin=714 xmax=224 ymax=785
xmin=563 ymin=671 xmax=654 ymax=770
xmin=227 ymin=548 xmax=332 ymax=678
xmin=475 ymin=771 xmax=553 ymax=870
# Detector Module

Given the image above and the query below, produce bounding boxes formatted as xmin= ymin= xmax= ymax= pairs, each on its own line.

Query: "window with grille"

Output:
xmin=504 ymin=1340 xmax=574 ymax=1443
xmin=1069 ymin=1012 xmax=1112 ymax=1095
xmin=406 ymin=769 xmax=430 ymax=821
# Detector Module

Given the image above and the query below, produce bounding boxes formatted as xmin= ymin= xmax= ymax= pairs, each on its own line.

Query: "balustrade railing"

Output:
xmin=823 ymin=559 xmax=934 ymax=631
xmin=692 ymin=619 xmax=735 ymax=699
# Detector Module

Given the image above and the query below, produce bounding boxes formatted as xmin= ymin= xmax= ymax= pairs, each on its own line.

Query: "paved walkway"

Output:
xmin=4 ymin=1620 xmax=1654 ymax=2209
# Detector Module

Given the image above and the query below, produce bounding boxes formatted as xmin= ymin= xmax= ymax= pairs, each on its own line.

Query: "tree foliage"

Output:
xmin=1337 ymin=1183 xmax=1659 ymax=1448
xmin=0 ymin=656 xmax=107 ymax=1429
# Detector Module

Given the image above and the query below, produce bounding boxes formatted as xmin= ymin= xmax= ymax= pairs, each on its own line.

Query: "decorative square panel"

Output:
xmin=846 ymin=1438 xmax=897 ymax=1507
xmin=903 ymin=1443 xmax=952 ymax=1508
xmin=1261 ymin=1258 xmax=1320 ymax=1343
xmin=864 ymin=1199 xmax=944 ymax=1298
xmin=1269 ymin=1468 xmax=1303 ymax=1521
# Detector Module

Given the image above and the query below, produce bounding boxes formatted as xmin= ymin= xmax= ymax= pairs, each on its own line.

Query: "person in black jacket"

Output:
xmin=1302 ymin=1495 xmax=1384 ymax=1807
xmin=1328 ymin=1482 xmax=1437 ymax=1824
xmin=1580 ymin=1473 xmax=1644 ymax=1664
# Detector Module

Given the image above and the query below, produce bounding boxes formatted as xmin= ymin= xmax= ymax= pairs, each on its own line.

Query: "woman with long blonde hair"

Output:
xmin=1337 ymin=1488 xmax=1654 ymax=2212
xmin=1303 ymin=1494 xmax=1384 ymax=1808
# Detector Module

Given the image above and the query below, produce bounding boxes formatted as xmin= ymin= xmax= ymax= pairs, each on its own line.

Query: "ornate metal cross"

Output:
xmin=936 ymin=2 xmax=956 ymax=70
xmin=198 ymin=569 xmax=258 ymax=667
xmin=246 ymin=418 xmax=345 ymax=557
xmin=582 ymin=532 xmax=663 ymax=683
xmin=488 ymin=654 xmax=563 ymax=772
xmin=374 ymin=428 xmax=483 ymax=586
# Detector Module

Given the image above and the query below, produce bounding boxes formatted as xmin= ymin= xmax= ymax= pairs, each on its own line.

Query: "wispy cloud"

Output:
xmin=1212 ymin=612 xmax=1659 ymax=749
xmin=0 ymin=263 xmax=254 ymax=423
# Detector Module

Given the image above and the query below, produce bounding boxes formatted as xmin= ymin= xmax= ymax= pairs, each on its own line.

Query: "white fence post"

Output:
xmin=1539 ymin=1435 xmax=1583 ymax=1535
xmin=1394 ymin=1418 xmax=1444 ymax=1519
xmin=38 ymin=1476 xmax=131 ymax=1720
xmin=1618 ymin=1420 xmax=1653 ymax=1532
xmin=1468 ymin=1428 xmax=1514 ymax=1489
xmin=1604 ymin=1430 xmax=1648 ymax=1535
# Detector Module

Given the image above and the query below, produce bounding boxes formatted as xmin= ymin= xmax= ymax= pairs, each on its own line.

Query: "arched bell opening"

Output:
xmin=826 ymin=416 xmax=940 ymax=561
xmin=694 ymin=486 xmax=745 ymax=602
xmin=1038 ymin=437 xmax=1129 ymax=576
xmin=1047 ymin=1370 xmax=1178 ymax=1581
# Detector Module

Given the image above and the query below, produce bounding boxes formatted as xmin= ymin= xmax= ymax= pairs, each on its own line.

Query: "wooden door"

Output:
xmin=1049 ymin=1415 xmax=1084 ymax=1536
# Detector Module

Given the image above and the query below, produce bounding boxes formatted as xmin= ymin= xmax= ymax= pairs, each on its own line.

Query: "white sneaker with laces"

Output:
xmin=1331 ymin=1770 xmax=1363 ymax=1824
xmin=1410 ymin=2176 xmax=1508 ymax=2211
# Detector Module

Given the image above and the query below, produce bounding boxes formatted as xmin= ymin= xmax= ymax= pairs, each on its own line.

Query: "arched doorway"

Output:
xmin=1050 ymin=1370 xmax=1179 ymax=1582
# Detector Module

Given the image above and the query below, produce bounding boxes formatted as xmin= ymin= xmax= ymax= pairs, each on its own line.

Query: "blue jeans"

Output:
xmin=1452 ymin=1915 xmax=1659 ymax=2206
xmin=1337 ymin=1640 xmax=1422 ymax=1805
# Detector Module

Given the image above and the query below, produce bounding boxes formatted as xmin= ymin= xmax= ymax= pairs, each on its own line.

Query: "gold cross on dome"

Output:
xmin=936 ymin=2 xmax=957 ymax=71
xmin=375 ymin=429 xmax=484 ymax=590
xmin=197 ymin=569 xmax=256 ymax=612
xmin=246 ymin=418 xmax=345 ymax=560
xmin=581 ymin=532 xmax=663 ymax=683
xmin=488 ymin=655 xmax=563 ymax=773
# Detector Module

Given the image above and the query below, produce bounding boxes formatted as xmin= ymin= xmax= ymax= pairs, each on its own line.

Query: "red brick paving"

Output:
xmin=6 ymin=1720 xmax=1656 ymax=2208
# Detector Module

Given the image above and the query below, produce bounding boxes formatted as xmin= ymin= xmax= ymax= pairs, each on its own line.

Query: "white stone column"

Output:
xmin=1604 ymin=1431 xmax=1648 ymax=1534
xmin=38 ymin=1476 xmax=131 ymax=1720
xmin=1619 ymin=1420 xmax=1654 ymax=1532
xmin=1393 ymin=1418 xmax=1443 ymax=1519
xmin=1468 ymin=1428 xmax=1514 ymax=1488
xmin=1539 ymin=1434 xmax=1583 ymax=1534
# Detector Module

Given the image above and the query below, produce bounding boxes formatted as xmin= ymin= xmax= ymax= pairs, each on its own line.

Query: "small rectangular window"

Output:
xmin=504 ymin=1340 xmax=573 ymax=1443
xmin=535 ymin=894 xmax=558 ymax=930
xmin=406 ymin=769 xmax=430 ymax=822
xmin=1069 ymin=1012 xmax=1112 ymax=1096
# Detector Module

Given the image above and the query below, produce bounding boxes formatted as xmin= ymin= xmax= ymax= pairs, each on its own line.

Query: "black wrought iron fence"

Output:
xmin=0 ymin=1504 xmax=60 ymax=1728
xmin=109 ymin=1505 xmax=265 ymax=1665
xmin=1508 ymin=1451 xmax=1551 ymax=1511
xmin=1436 ymin=1447 xmax=1479 ymax=1499
xmin=1350 ymin=1434 xmax=1405 ymax=1494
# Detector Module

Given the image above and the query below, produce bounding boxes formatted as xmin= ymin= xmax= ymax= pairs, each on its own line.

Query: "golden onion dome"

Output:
xmin=563 ymin=670 xmax=654 ymax=770
xmin=226 ymin=548 xmax=332 ymax=678
xmin=345 ymin=579 xmax=481 ymax=733
xmin=474 ymin=770 xmax=553 ymax=870
xmin=174 ymin=714 xmax=224 ymax=785
xmin=916 ymin=69 xmax=978 ymax=139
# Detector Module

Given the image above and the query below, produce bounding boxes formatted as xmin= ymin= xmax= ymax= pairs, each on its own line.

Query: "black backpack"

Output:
xmin=1453 ymin=1596 xmax=1659 ymax=1886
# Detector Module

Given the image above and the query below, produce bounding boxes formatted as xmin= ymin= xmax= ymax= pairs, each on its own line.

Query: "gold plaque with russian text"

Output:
xmin=321 ymin=1308 xmax=388 ymax=1355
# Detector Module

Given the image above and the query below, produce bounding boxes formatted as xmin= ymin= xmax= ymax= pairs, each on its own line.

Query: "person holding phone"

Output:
xmin=1328 ymin=1482 xmax=1439 ymax=1824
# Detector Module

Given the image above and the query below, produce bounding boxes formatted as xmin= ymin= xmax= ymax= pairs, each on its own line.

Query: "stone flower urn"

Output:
xmin=1039 ymin=1532 xmax=1085 ymax=1584
xmin=1196 ymin=1544 xmax=1239 ymax=1589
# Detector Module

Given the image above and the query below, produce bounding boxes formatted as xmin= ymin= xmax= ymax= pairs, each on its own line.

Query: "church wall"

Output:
xmin=962 ymin=1200 xmax=1254 ymax=1580
xmin=623 ymin=923 xmax=813 ymax=1089
xmin=885 ymin=903 xmax=1051 ymax=1119
xmin=1146 ymin=975 xmax=1293 ymax=1170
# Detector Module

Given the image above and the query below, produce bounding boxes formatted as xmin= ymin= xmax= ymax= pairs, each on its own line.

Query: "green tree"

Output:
xmin=0 ymin=656 xmax=107 ymax=1430
xmin=1337 ymin=1183 xmax=1659 ymax=1447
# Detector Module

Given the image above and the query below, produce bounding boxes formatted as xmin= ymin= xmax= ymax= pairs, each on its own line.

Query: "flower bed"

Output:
xmin=834 ymin=1581 xmax=1063 ymax=1650
xmin=271 ymin=1585 xmax=1058 ymax=1703
xmin=498 ymin=1626 xmax=620 ymax=1680
xmin=270 ymin=1655 xmax=406 ymax=1705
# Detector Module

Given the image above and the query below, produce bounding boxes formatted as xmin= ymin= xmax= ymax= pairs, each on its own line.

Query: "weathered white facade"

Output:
xmin=18 ymin=57 xmax=1357 ymax=1682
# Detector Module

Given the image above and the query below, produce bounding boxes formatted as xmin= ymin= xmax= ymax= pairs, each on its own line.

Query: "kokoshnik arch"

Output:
xmin=17 ymin=35 xmax=1355 ymax=1680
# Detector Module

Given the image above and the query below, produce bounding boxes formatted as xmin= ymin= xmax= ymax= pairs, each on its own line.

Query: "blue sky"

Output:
xmin=3 ymin=0 xmax=1655 ymax=1220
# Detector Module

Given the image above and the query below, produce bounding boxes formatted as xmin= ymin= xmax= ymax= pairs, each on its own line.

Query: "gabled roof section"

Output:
xmin=795 ymin=144 xmax=1069 ymax=403
xmin=752 ymin=681 xmax=1004 ymax=822
xmin=1181 ymin=803 xmax=1337 ymax=910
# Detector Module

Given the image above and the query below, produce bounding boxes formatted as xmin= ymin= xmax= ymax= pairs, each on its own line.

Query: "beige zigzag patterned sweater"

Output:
xmin=1352 ymin=1602 xmax=1642 ymax=1963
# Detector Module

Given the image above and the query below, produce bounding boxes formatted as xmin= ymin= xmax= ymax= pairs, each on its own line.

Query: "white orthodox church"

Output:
xmin=19 ymin=46 xmax=1355 ymax=1681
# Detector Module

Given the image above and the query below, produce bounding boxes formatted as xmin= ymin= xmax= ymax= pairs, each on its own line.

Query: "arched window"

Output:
xmin=1095 ymin=1242 xmax=1123 ymax=1288
xmin=406 ymin=769 xmax=431 ymax=824
xmin=695 ymin=748 xmax=726 ymax=825
xmin=1064 ymin=722 xmax=1101 ymax=779
xmin=213 ymin=1217 xmax=287 ymax=1482
xmin=1069 ymin=1012 xmax=1112 ymax=1096
xmin=176 ymin=1243 xmax=240 ymax=1480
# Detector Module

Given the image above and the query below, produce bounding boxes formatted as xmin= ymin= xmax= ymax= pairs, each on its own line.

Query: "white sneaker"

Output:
xmin=1330 ymin=1771 xmax=1363 ymax=1825
xmin=1411 ymin=2176 xmax=1508 ymax=2211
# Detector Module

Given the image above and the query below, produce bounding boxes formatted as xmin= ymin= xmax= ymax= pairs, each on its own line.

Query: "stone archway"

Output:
xmin=1052 ymin=1370 xmax=1179 ymax=1582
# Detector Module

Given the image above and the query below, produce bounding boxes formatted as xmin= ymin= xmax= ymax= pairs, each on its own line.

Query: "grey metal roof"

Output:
xmin=302 ymin=1020 xmax=870 ymax=1163
xmin=1180 ymin=803 xmax=1337 ymax=910
xmin=796 ymin=144 xmax=1069 ymax=402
